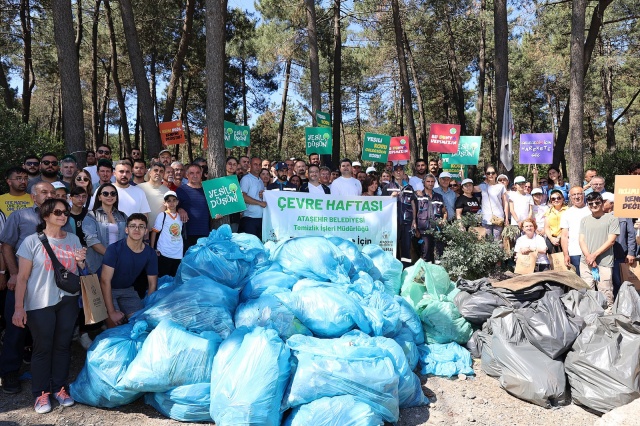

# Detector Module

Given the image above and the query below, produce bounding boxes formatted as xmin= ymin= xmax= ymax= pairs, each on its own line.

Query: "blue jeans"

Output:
xmin=0 ymin=290 xmax=28 ymax=376
xmin=569 ymin=255 xmax=581 ymax=276
xmin=612 ymin=258 xmax=623 ymax=297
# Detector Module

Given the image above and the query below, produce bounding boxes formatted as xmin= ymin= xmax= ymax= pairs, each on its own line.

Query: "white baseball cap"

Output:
xmin=601 ymin=192 xmax=614 ymax=202
xmin=352 ymin=161 xmax=362 ymax=167
xmin=531 ymin=188 xmax=543 ymax=195
xmin=461 ymin=178 xmax=474 ymax=186
xmin=514 ymin=176 xmax=526 ymax=184
xmin=164 ymin=191 xmax=178 ymax=200
xmin=366 ymin=166 xmax=377 ymax=174
xmin=439 ymin=172 xmax=452 ymax=179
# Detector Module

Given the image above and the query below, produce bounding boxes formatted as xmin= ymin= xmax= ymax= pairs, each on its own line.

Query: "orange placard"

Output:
xmin=159 ymin=120 xmax=185 ymax=145
xmin=613 ymin=175 xmax=640 ymax=219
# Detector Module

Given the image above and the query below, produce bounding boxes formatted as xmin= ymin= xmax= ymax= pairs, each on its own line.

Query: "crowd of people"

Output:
xmin=0 ymin=145 xmax=639 ymax=414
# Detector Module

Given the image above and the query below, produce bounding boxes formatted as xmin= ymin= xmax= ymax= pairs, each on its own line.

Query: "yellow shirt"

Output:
xmin=0 ymin=193 xmax=34 ymax=216
xmin=544 ymin=205 xmax=567 ymax=237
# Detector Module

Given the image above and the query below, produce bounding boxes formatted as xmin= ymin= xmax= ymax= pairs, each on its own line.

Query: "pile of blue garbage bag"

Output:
xmin=70 ymin=226 xmax=477 ymax=424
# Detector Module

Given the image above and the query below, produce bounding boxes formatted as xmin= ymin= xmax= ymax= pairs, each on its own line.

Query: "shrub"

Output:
xmin=587 ymin=149 xmax=640 ymax=188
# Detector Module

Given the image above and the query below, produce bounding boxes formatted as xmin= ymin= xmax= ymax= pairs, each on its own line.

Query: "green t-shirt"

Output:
xmin=579 ymin=213 xmax=620 ymax=268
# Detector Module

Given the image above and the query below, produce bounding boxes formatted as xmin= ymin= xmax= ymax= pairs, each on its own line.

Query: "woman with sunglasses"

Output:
xmin=543 ymin=189 xmax=568 ymax=254
xmin=473 ymin=165 xmax=508 ymax=241
xmin=70 ymin=170 xmax=93 ymax=209
xmin=12 ymin=199 xmax=87 ymax=413
xmin=548 ymin=167 xmax=569 ymax=202
xmin=82 ymin=183 xmax=127 ymax=274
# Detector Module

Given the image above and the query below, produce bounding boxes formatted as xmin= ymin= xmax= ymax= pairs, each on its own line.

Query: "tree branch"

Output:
xmin=613 ymin=88 xmax=640 ymax=125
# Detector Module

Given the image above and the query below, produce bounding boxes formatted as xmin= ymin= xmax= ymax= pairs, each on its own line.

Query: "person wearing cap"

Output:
xmin=158 ymin=149 xmax=172 ymax=167
xmin=415 ymin=174 xmax=445 ymax=262
xmin=455 ymin=178 xmax=480 ymax=220
xmin=382 ymin=164 xmax=408 ymax=195
xmin=59 ymin=156 xmax=77 ymax=188
xmin=606 ymin=192 xmax=637 ymax=296
xmin=150 ymin=191 xmax=183 ymax=277
xmin=366 ymin=166 xmax=377 ymax=175
xmin=267 ymin=162 xmax=297 ymax=191
xmin=137 ymin=162 xmax=170 ymax=231
xmin=51 ymin=181 xmax=69 ymax=201
xmin=497 ymin=174 xmax=509 ymax=189
xmin=352 ymin=161 xmax=362 ymax=176
xmin=409 ymin=159 xmax=428 ymax=192
xmin=544 ymin=188 xmax=568 ymax=254
xmin=330 ymin=159 xmax=362 ymax=196
xmin=531 ymin=187 xmax=549 ymax=237
xmin=434 ymin=172 xmax=457 ymax=221
xmin=508 ymin=176 xmax=533 ymax=226
xmin=473 ymin=165 xmax=508 ymax=241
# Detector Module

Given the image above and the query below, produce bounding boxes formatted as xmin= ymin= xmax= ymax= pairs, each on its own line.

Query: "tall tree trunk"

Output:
xmin=241 ymin=59 xmax=248 ymax=126
xmin=118 ymin=0 xmax=162 ymax=155
xmin=393 ymin=77 xmax=401 ymax=135
xmin=355 ymin=85 xmax=362 ymax=155
xmin=494 ymin=0 xmax=508 ymax=173
xmin=163 ymin=0 xmax=195 ymax=122
xmin=305 ymin=0 xmax=321 ymax=125
xmin=90 ymin=0 xmax=101 ymax=147
xmin=75 ymin=0 xmax=82 ymax=56
xmin=105 ymin=0 xmax=131 ymax=155
xmin=599 ymin=37 xmax=615 ymax=151
xmin=444 ymin=16 xmax=467 ymax=135
xmin=20 ymin=0 xmax=35 ymax=123
xmin=404 ymin=31 xmax=427 ymax=157
xmin=0 ymin=62 xmax=15 ymax=109
xmin=568 ymin=0 xmax=587 ymax=186
xmin=180 ymin=75 xmax=192 ymax=162
xmin=587 ymin=115 xmax=596 ymax=156
xmin=51 ymin=0 xmax=86 ymax=164
xmin=474 ymin=0 xmax=486 ymax=137
xmin=277 ymin=58 xmax=291 ymax=158
xmin=487 ymin=63 xmax=497 ymax=165
xmin=553 ymin=0 xmax=614 ymax=167
xmin=150 ymin=48 xmax=158 ymax=123
xmin=97 ymin=62 xmax=110 ymax=146
xmin=331 ymin=0 xmax=342 ymax=164
xmin=391 ymin=0 xmax=417 ymax=164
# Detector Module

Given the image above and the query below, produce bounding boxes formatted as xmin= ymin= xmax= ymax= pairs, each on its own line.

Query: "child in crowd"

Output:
xmin=150 ymin=191 xmax=183 ymax=277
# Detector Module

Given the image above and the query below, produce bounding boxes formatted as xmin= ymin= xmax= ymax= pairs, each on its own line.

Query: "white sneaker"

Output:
xmin=78 ymin=333 xmax=93 ymax=350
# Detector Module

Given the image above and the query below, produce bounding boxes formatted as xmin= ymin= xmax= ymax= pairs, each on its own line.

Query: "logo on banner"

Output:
xmin=305 ymin=127 xmax=333 ymax=155
xmin=202 ymin=175 xmax=246 ymax=218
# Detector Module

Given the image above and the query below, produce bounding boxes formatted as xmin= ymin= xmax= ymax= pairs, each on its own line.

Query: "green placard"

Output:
xmin=361 ymin=132 xmax=391 ymax=163
xmin=316 ymin=111 xmax=332 ymax=128
xmin=224 ymin=121 xmax=251 ymax=148
xmin=202 ymin=175 xmax=247 ymax=218
xmin=441 ymin=136 xmax=481 ymax=165
xmin=305 ymin=127 xmax=333 ymax=155
xmin=441 ymin=156 xmax=467 ymax=180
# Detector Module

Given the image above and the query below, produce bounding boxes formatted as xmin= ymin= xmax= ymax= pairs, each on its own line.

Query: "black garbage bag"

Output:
xmin=612 ymin=282 xmax=640 ymax=322
xmin=480 ymin=308 xmax=524 ymax=378
xmin=466 ymin=329 xmax=483 ymax=359
xmin=454 ymin=290 xmax=509 ymax=325
xmin=565 ymin=314 xmax=640 ymax=413
xmin=561 ymin=289 xmax=607 ymax=320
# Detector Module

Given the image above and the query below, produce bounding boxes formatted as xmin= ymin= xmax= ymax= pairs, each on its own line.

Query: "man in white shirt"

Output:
xmin=560 ymin=186 xmax=590 ymax=275
xmin=84 ymin=144 xmax=113 ymax=185
xmin=90 ymin=161 xmax=151 ymax=217
xmin=138 ymin=162 xmax=170 ymax=229
xmin=408 ymin=158 xmax=427 ymax=192
xmin=330 ymin=159 xmax=362 ymax=196
xmin=508 ymin=176 xmax=533 ymax=225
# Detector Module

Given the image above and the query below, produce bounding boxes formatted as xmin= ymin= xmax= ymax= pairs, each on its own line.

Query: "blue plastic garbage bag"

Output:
xmin=327 ymin=236 xmax=373 ymax=276
xmin=270 ymin=236 xmax=351 ymax=283
xmin=361 ymin=290 xmax=402 ymax=337
xmin=393 ymin=332 xmax=420 ymax=372
xmin=234 ymin=290 xmax=312 ymax=340
xmin=139 ymin=275 xmax=176 ymax=309
xmin=343 ymin=331 xmax=429 ymax=408
xmin=70 ymin=322 xmax=148 ymax=407
xmin=362 ymin=245 xmax=403 ymax=295
xmin=120 ymin=320 xmax=221 ymax=393
xmin=274 ymin=285 xmax=371 ymax=337
xmin=133 ymin=276 xmax=238 ymax=337
xmin=178 ymin=225 xmax=265 ymax=289
xmin=283 ymin=395 xmax=384 ymax=426
xmin=240 ymin=270 xmax=298 ymax=301
xmin=284 ymin=334 xmax=400 ymax=423
xmin=395 ymin=296 xmax=425 ymax=345
xmin=417 ymin=296 xmax=473 ymax=345
xmin=418 ymin=342 xmax=474 ymax=377
xmin=349 ymin=271 xmax=385 ymax=297
xmin=401 ymin=260 xmax=454 ymax=309
xmin=145 ymin=383 xmax=212 ymax=422
xmin=210 ymin=327 xmax=291 ymax=426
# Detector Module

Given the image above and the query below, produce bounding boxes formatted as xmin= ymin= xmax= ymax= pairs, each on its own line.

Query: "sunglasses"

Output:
xmin=539 ymin=181 xmax=548 ymax=184
xmin=76 ymin=177 xmax=90 ymax=182
xmin=52 ymin=209 xmax=70 ymax=217
xmin=97 ymin=149 xmax=111 ymax=155
xmin=588 ymin=201 xmax=602 ymax=207
xmin=550 ymin=197 xmax=563 ymax=202
xmin=41 ymin=160 xmax=59 ymax=166
xmin=450 ymin=184 xmax=459 ymax=187
xmin=25 ymin=161 xmax=40 ymax=167
xmin=486 ymin=171 xmax=496 ymax=175
xmin=101 ymin=191 xmax=117 ymax=197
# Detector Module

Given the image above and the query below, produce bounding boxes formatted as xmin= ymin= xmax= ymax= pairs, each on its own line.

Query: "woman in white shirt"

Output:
xmin=514 ymin=218 xmax=550 ymax=271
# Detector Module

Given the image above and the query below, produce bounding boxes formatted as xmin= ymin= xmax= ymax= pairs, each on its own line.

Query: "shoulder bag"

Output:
xmin=37 ymin=232 xmax=81 ymax=294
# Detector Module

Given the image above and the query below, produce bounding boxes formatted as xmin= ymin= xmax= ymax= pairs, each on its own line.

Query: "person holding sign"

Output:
xmin=176 ymin=164 xmax=210 ymax=250
xmin=514 ymin=218 xmax=549 ymax=272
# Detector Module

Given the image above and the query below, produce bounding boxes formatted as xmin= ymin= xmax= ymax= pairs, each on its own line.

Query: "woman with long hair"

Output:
xmin=69 ymin=170 xmax=93 ymax=209
xmin=362 ymin=176 xmax=379 ymax=196
xmin=82 ymin=183 xmax=127 ymax=273
xmin=543 ymin=188 xmax=567 ymax=254
xmin=12 ymin=199 xmax=87 ymax=413
xmin=473 ymin=165 xmax=509 ymax=241
xmin=548 ymin=167 xmax=569 ymax=201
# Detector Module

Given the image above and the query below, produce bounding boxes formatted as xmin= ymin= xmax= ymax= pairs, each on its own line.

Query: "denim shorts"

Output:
xmin=111 ymin=286 xmax=143 ymax=316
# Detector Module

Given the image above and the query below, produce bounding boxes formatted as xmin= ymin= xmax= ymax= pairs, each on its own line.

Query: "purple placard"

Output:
xmin=519 ymin=133 xmax=554 ymax=164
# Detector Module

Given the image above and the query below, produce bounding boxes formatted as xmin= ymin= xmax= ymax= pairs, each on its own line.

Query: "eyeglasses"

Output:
xmin=539 ymin=181 xmax=548 ymax=185
xmin=450 ymin=184 xmax=459 ymax=187
xmin=587 ymin=201 xmax=602 ymax=207
xmin=9 ymin=177 xmax=29 ymax=182
xmin=486 ymin=171 xmax=496 ymax=175
xmin=97 ymin=149 xmax=111 ymax=155
xmin=76 ymin=177 xmax=90 ymax=182
xmin=101 ymin=191 xmax=117 ymax=197
xmin=72 ymin=194 xmax=87 ymax=199
xmin=41 ymin=160 xmax=59 ymax=166
xmin=52 ymin=209 xmax=70 ymax=217
xmin=550 ymin=197 xmax=563 ymax=202
xmin=127 ymin=224 xmax=146 ymax=230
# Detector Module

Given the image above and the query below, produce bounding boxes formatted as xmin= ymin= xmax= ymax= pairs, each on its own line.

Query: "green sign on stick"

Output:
xmin=361 ymin=132 xmax=391 ymax=163
xmin=305 ymin=127 xmax=333 ymax=155
xmin=441 ymin=136 xmax=481 ymax=165
xmin=224 ymin=121 xmax=251 ymax=148
xmin=202 ymin=175 xmax=247 ymax=218
xmin=316 ymin=111 xmax=332 ymax=128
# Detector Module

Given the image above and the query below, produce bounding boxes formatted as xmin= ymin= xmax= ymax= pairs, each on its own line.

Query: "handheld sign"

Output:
xmin=316 ymin=111 xmax=332 ymax=128
xmin=159 ymin=121 xmax=185 ymax=145
xmin=519 ymin=133 xmax=554 ymax=164
xmin=305 ymin=127 xmax=332 ymax=155
xmin=202 ymin=175 xmax=247 ymax=218
xmin=613 ymin=175 xmax=640 ymax=219
xmin=388 ymin=136 xmax=410 ymax=161
xmin=224 ymin=121 xmax=250 ymax=148
xmin=442 ymin=136 xmax=481 ymax=166
xmin=428 ymin=123 xmax=461 ymax=153
xmin=362 ymin=133 xmax=391 ymax=163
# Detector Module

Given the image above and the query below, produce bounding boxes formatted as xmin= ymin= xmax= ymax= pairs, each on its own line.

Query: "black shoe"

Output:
xmin=1 ymin=371 xmax=21 ymax=394
xmin=23 ymin=346 xmax=32 ymax=365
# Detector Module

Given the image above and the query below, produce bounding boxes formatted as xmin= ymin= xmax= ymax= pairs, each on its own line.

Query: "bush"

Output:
xmin=587 ymin=149 xmax=640 ymax=187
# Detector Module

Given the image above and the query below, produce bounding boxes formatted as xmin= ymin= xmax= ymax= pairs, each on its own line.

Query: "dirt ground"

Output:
xmin=0 ymin=341 xmax=601 ymax=426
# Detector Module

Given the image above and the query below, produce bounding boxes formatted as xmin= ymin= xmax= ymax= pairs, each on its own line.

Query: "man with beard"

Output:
xmin=294 ymin=160 xmax=309 ymax=184
xmin=130 ymin=148 xmax=142 ymax=160
xmin=132 ymin=159 xmax=147 ymax=185
xmin=428 ymin=158 xmax=440 ymax=188
xmin=85 ymin=144 xmax=113 ymax=185
xmin=86 ymin=150 xmax=97 ymax=166
xmin=308 ymin=152 xmax=320 ymax=166
xmin=409 ymin=158 xmax=428 ymax=192
xmin=22 ymin=154 xmax=40 ymax=182
xmin=267 ymin=162 xmax=296 ymax=191
xmin=27 ymin=153 xmax=61 ymax=193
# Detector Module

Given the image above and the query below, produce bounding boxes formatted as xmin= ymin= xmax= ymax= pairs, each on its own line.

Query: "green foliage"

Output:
xmin=428 ymin=217 xmax=510 ymax=280
xmin=0 ymin=105 xmax=64 ymax=192
xmin=587 ymin=149 xmax=640 ymax=187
